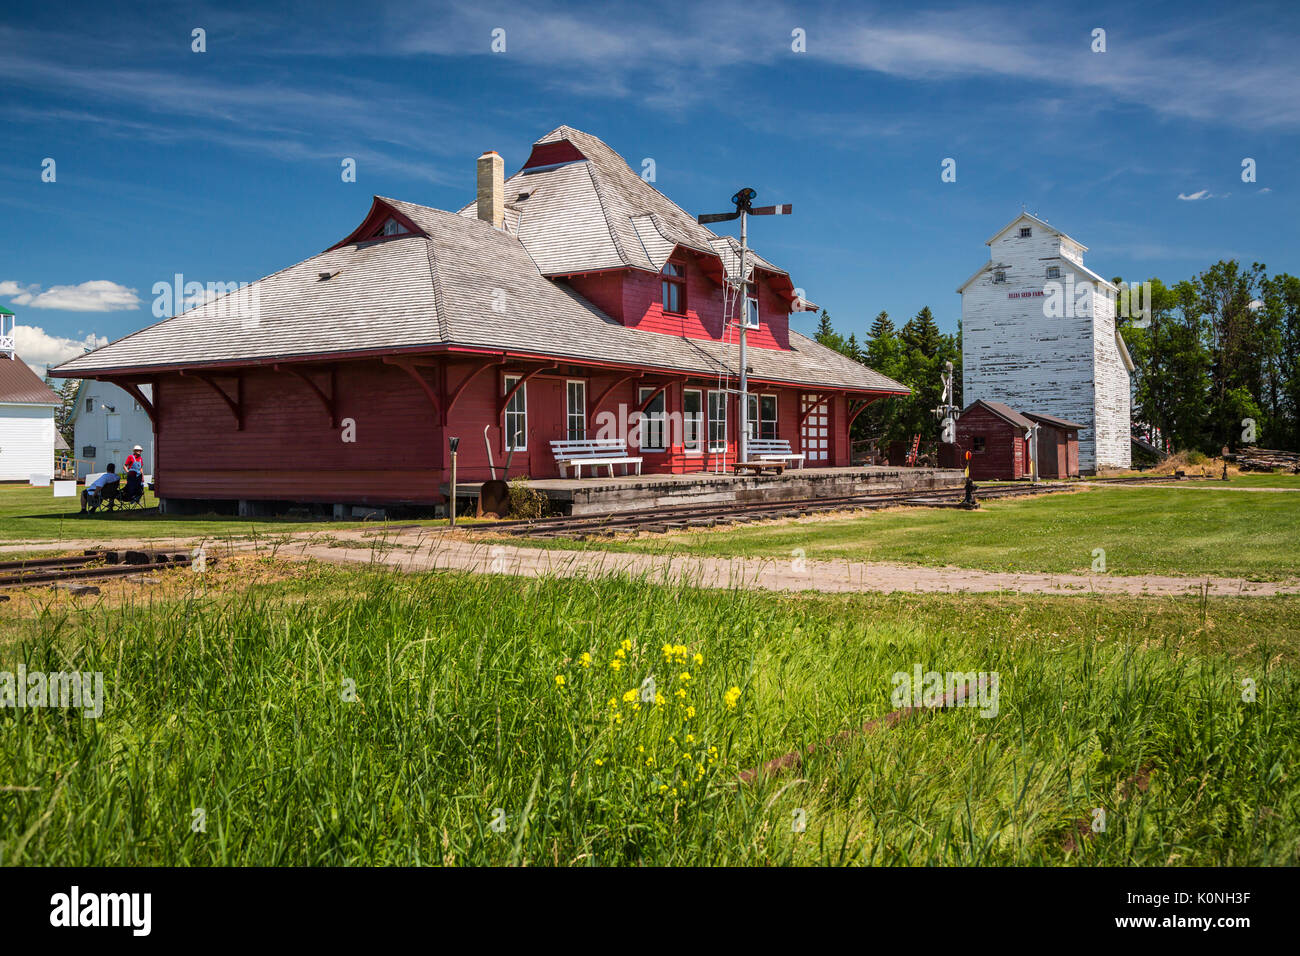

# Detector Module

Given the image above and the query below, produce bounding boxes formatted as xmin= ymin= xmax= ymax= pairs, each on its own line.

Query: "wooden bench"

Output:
xmin=550 ymin=439 xmax=644 ymax=479
xmin=747 ymin=438 xmax=806 ymax=468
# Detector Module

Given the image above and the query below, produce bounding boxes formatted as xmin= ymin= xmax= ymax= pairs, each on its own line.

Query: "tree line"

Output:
xmin=1119 ymin=261 xmax=1300 ymax=454
xmin=813 ymin=258 xmax=1300 ymax=454
xmin=812 ymin=307 xmax=961 ymax=446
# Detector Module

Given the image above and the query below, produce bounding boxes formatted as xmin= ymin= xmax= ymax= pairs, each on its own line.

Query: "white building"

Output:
xmin=0 ymin=306 xmax=62 ymax=480
xmin=957 ymin=212 xmax=1134 ymax=473
xmin=70 ymin=380 xmax=155 ymax=479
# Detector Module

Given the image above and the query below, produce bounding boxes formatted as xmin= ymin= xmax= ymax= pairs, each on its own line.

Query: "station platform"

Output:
xmin=444 ymin=465 xmax=964 ymax=515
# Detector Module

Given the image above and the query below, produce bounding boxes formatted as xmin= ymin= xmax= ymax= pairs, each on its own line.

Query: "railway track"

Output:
xmin=477 ymin=473 xmax=1201 ymax=540
xmin=0 ymin=549 xmax=197 ymax=588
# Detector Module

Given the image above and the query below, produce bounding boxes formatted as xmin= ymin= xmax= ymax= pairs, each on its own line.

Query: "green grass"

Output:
xmin=0 ymin=484 xmax=465 ymax=545
xmin=2 ymin=564 xmax=1297 ymax=865
xmin=528 ymin=486 xmax=1300 ymax=579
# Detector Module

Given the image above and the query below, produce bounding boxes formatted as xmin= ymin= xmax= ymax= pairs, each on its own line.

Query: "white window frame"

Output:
xmin=683 ymin=388 xmax=703 ymax=454
xmin=1046 ymin=265 xmax=1061 ymax=279
xmin=106 ymin=413 xmax=122 ymax=442
xmin=745 ymin=295 xmax=759 ymax=329
xmin=1019 ymin=227 xmax=1032 ymax=238
xmin=381 ymin=217 xmax=406 ymax=236
xmin=707 ymin=390 xmax=727 ymax=453
xmin=503 ymin=375 xmax=527 ymax=452
xmin=565 ymin=380 xmax=586 ymax=441
xmin=747 ymin=393 xmax=778 ymax=440
xmin=993 ymin=270 xmax=1006 ymax=284
xmin=637 ymin=386 xmax=666 ymax=453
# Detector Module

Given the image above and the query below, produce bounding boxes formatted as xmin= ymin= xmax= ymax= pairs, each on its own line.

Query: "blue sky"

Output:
xmin=2 ymin=0 xmax=1297 ymax=373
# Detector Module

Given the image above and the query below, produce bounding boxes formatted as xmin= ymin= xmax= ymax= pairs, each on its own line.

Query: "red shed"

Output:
xmin=52 ymin=126 xmax=909 ymax=512
xmin=1023 ymin=411 xmax=1084 ymax=478
xmin=955 ymin=400 xmax=1034 ymax=480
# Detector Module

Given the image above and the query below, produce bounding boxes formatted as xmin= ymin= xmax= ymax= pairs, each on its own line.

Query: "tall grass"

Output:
xmin=2 ymin=566 xmax=1296 ymax=865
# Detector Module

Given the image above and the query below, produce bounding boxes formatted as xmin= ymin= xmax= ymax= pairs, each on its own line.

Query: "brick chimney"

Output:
xmin=476 ymin=150 xmax=504 ymax=229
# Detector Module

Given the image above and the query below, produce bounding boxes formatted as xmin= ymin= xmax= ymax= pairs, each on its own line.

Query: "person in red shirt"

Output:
xmin=125 ymin=445 xmax=144 ymax=477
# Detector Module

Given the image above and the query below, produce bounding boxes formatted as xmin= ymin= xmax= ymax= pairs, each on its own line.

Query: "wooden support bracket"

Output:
xmin=276 ymin=364 xmax=339 ymax=428
xmin=183 ymin=370 xmax=244 ymax=430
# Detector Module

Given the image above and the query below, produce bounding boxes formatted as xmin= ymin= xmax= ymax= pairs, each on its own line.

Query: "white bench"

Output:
xmin=550 ymin=439 xmax=644 ymax=479
xmin=748 ymin=438 xmax=805 ymax=468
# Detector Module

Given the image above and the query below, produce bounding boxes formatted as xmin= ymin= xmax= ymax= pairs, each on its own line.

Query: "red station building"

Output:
xmin=54 ymin=126 xmax=909 ymax=511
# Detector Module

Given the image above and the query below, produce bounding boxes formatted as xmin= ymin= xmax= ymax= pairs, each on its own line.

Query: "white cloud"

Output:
xmin=2 ymin=279 xmax=140 ymax=311
xmin=12 ymin=324 xmax=108 ymax=376
xmin=1177 ymin=189 xmax=1215 ymax=201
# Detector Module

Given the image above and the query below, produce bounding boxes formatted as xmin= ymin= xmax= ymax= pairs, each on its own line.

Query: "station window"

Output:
xmin=973 ymin=436 xmax=986 ymax=453
xmin=707 ymin=390 xmax=727 ymax=453
xmin=1019 ymin=227 xmax=1032 ymax=238
xmin=661 ymin=261 xmax=686 ymax=315
xmin=746 ymin=393 xmax=778 ymax=439
xmin=637 ymin=387 xmax=666 ymax=451
xmin=993 ymin=271 xmax=1006 ymax=284
xmin=683 ymin=389 xmax=703 ymax=453
xmin=1046 ymin=265 xmax=1061 ymax=279
xmin=566 ymin=380 xmax=586 ymax=441
xmin=503 ymin=375 xmax=527 ymax=451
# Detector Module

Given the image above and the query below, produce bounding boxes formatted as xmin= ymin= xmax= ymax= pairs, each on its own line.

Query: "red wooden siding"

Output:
xmin=140 ymin=349 xmax=860 ymax=506
xmin=564 ymin=257 xmax=791 ymax=351
xmin=955 ymin=405 xmax=1028 ymax=480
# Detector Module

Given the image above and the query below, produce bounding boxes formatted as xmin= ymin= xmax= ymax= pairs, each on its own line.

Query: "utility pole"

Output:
xmin=737 ymin=206 xmax=749 ymax=465
xmin=697 ymin=188 xmax=792 ymax=468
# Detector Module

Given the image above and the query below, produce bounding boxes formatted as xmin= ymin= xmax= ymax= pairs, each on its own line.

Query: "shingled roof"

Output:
xmin=457 ymin=126 xmax=789 ymax=287
xmin=55 ymin=127 xmax=904 ymax=395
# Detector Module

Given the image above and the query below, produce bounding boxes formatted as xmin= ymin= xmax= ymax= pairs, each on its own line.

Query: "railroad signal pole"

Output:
xmin=698 ymin=189 xmax=793 ymax=465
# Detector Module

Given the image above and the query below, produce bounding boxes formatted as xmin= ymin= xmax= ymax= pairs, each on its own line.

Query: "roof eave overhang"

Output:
xmin=53 ymin=342 xmax=906 ymax=395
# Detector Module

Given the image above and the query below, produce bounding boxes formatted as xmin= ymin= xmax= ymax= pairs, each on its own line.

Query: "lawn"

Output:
xmin=2 ymin=561 xmax=1297 ymax=866
xmin=0 ymin=483 xmax=457 ymax=546
xmin=527 ymin=486 xmax=1300 ymax=580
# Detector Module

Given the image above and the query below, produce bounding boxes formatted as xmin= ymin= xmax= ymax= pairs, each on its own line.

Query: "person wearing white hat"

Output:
xmin=125 ymin=444 xmax=144 ymax=477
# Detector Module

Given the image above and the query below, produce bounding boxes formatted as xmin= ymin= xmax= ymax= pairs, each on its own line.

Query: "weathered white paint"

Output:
xmin=0 ymin=403 xmax=56 ymax=480
xmin=958 ymin=213 xmax=1131 ymax=473
xmin=71 ymin=381 xmax=155 ymax=478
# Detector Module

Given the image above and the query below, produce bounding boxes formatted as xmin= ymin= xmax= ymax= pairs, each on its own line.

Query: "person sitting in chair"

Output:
xmin=121 ymin=466 xmax=144 ymax=504
xmin=80 ymin=464 xmax=120 ymax=513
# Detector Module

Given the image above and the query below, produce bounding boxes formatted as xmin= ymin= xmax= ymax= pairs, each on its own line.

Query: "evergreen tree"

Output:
xmin=845 ymin=333 xmax=862 ymax=363
xmin=813 ymin=309 xmax=846 ymax=354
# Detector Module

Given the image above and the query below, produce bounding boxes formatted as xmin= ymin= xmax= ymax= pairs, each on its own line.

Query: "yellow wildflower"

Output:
xmin=693 ymin=653 xmax=704 ymax=666
xmin=623 ymin=689 xmax=638 ymax=703
xmin=610 ymin=659 xmax=622 ymax=671
xmin=554 ymin=675 xmax=566 ymax=688
xmin=579 ymin=652 xmax=592 ymax=668
xmin=724 ymin=686 xmax=741 ymax=709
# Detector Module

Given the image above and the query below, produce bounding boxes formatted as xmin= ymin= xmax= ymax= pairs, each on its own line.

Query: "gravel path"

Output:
xmin=8 ymin=527 xmax=1298 ymax=597
xmin=288 ymin=530 xmax=1300 ymax=598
